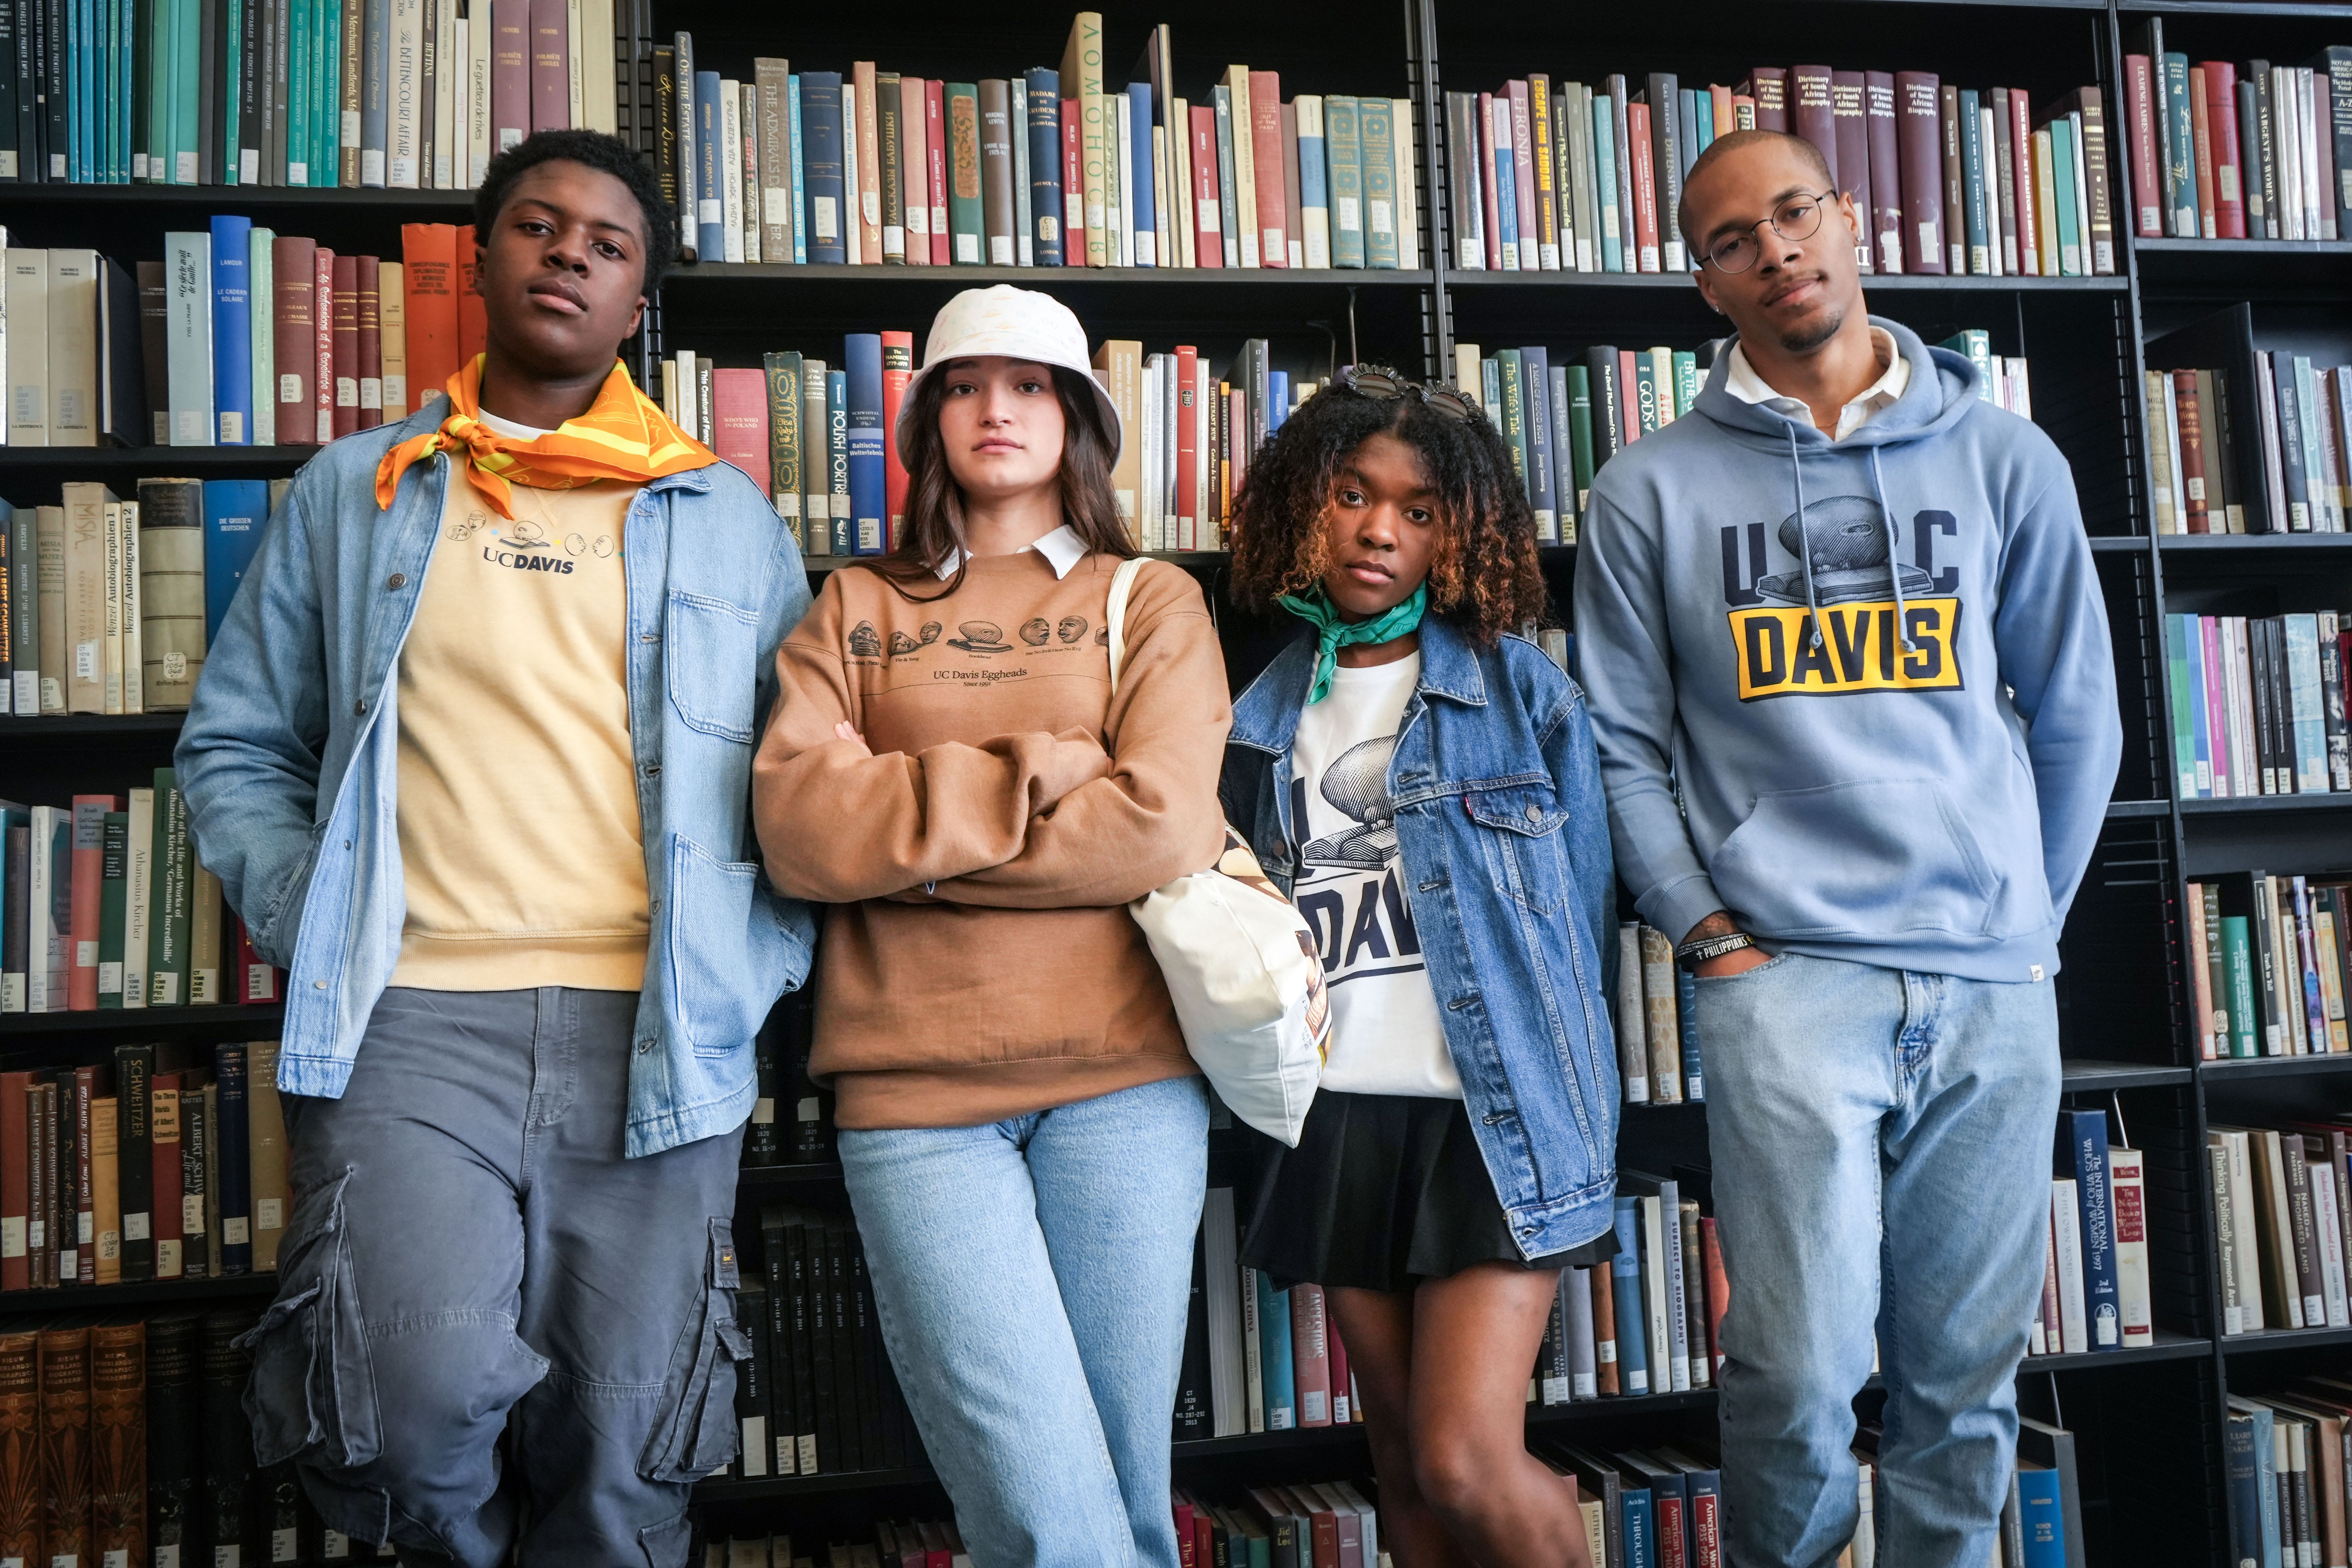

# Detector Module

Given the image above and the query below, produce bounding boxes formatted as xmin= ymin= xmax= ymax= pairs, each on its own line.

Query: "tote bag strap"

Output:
xmin=1104 ymin=554 xmax=1150 ymax=693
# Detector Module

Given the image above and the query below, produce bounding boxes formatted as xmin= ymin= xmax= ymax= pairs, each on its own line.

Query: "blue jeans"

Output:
xmin=1693 ymin=953 xmax=2059 ymax=1568
xmin=840 ymin=1076 xmax=1211 ymax=1568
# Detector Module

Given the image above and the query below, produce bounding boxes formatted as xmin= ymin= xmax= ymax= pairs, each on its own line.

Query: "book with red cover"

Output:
xmin=1174 ymin=345 xmax=1200 ymax=537
xmin=529 ymin=0 xmax=569 ymax=133
xmin=0 ymin=1072 xmax=27 ymax=1292
xmin=401 ymin=225 xmax=461 ymax=408
xmin=356 ymin=255 xmax=383 ymax=431
xmin=456 ymin=229 xmax=488 ymax=368
xmin=1510 ymin=81 xmax=1540 ymax=267
xmin=38 ymin=1324 xmax=91 ymax=1567
xmin=929 ymin=82 xmax=952 ymax=266
xmin=1591 ymin=1259 xmax=1621 ymax=1394
xmin=233 ymin=919 xmax=281 ymax=1004
xmin=68 ymin=799 xmax=112 ymax=1012
xmin=1627 ymin=102 xmax=1660 ymax=272
xmin=28 ymin=1084 xmax=51 ymax=1289
xmin=2009 ymin=88 xmax=2041 ymax=274
xmin=1188 ymin=109 xmax=1222 ymax=266
xmin=0 ymin=1331 xmax=37 ymax=1565
xmin=2188 ymin=66 xmax=2217 ymax=240
xmin=1894 ymin=70 xmax=1946 ymax=274
xmin=2124 ymin=55 xmax=2163 ymax=239
xmin=709 ymin=369 xmax=772 ymax=498
xmin=1701 ymin=1215 xmax=1728 ymax=1376
xmin=1831 ymin=71 xmax=1871 ymax=272
xmin=1790 ymin=65 xmax=1837 ymax=187
xmin=1250 ymin=70 xmax=1287 ymax=269
xmin=2200 ymin=63 xmax=2245 ymax=238
xmin=1618 ymin=350 xmax=1641 ymax=444
xmin=151 ymin=1074 xmax=183 ymax=1279
xmin=331 ymin=254 xmax=361 ymax=440
xmin=881 ymin=332 xmax=913 ymax=544
xmin=1865 ymin=72 xmax=1904 ymax=272
xmin=2174 ymin=370 xmax=2211 ymax=532
xmin=491 ymin=0 xmax=530 ymax=150
xmin=71 ymin=1067 xmax=97 ymax=1286
xmin=1939 ymin=86 xmax=1965 ymax=274
xmin=87 ymin=1321 xmax=141 ymax=1566
xmin=313 ymin=248 xmax=337 ymax=444
xmin=1326 ymin=1323 xmax=1351 ymax=1422
xmin=271 ymin=237 xmax=321 ymax=445
xmin=1744 ymin=67 xmax=1788 ymax=132
xmin=1289 ymin=1283 xmax=1334 ymax=1428
xmin=1478 ymin=91 xmax=1504 ymax=272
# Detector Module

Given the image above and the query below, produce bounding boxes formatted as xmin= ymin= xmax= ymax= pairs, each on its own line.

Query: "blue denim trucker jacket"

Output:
xmin=174 ymin=397 xmax=816 ymax=1158
xmin=1220 ymin=620 xmax=1621 ymax=1257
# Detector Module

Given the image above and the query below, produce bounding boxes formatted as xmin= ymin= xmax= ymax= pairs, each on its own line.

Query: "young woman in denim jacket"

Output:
xmin=1221 ymin=369 xmax=1620 ymax=1568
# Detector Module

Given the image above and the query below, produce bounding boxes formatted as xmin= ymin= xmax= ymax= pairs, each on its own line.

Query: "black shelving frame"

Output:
xmin=4 ymin=0 xmax=2349 ymax=1560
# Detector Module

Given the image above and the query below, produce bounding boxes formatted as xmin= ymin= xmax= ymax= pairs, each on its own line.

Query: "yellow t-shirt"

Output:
xmin=386 ymin=447 xmax=650 ymax=992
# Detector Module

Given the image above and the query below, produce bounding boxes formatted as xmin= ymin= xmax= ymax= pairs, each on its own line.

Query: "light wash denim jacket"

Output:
xmin=1221 ymin=620 xmax=1621 ymax=1257
xmin=174 ymin=397 xmax=815 ymax=1157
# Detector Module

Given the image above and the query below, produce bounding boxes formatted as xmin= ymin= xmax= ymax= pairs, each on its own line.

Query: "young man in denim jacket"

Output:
xmin=1574 ymin=131 xmax=2122 ymax=1567
xmin=175 ymin=131 xmax=810 ymax=1567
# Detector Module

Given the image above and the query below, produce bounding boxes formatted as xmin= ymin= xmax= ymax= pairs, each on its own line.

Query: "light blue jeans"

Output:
xmin=1693 ymin=952 xmax=2060 ymax=1568
xmin=840 ymin=1075 xmax=1211 ymax=1568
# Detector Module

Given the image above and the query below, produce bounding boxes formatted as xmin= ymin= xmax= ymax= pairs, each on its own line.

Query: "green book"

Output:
xmin=2165 ymin=616 xmax=2196 ymax=798
xmin=222 ymin=0 xmax=242 ymax=177
xmin=1496 ymin=350 xmax=1529 ymax=496
xmin=1324 ymin=95 xmax=1364 ymax=269
xmin=1565 ymin=364 xmax=1596 ymax=514
xmin=2048 ymin=115 xmax=2080 ymax=276
xmin=1358 ymin=96 xmax=1399 ymax=269
xmin=1672 ymin=350 xmax=1699 ymax=419
xmin=764 ymin=352 xmax=806 ymax=550
xmin=1940 ymin=330 xmax=1996 ymax=403
xmin=2221 ymin=914 xmax=2258 ymax=1059
xmin=97 ymin=814 xmax=130 ymax=1009
xmin=150 ymin=769 xmax=194 ymax=1007
xmin=288 ymin=0 xmax=312 ymax=185
xmin=947 ymin=84 xmax=985 ymax=265
xmin=1634 ymin=350 xmax=1663 ymax=436
xmin=320 ymin=0 xmax=342 ymax=183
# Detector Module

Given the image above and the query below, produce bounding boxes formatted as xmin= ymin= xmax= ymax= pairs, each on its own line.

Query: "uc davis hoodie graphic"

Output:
xmin=1724 ymin=494 xmax=1963 ymax=701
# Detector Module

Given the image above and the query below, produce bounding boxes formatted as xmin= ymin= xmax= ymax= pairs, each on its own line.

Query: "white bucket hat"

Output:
xmin=895 ymin=285 xmax=1123 ymax=467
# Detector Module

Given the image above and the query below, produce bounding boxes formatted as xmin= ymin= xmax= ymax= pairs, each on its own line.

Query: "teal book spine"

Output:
xmin=2049 ymin=115 xmax=2080 ymax=273
xmin=1358 ymin=95 xmax=1398 ymax=268
xmin=1592 ymin=95 xmax=1622 ymax=271
xmin=788 ymin=75 xmax=808 ymax=264
xmin=318 ymin=0 xmax=341 ymax=184
xmin=1480 ymin=357 xmax=1500 ymax=420
xmin=1256 ymin=1271 xmax=1296 ymax=1430
xmin=1634 ymin=350 xmax=1662 ymax=435
xmin=222 ymin=0 xmax=242 ymax=180
xmin=1547 ymin=362 xmax=1575 ymax=537
xmin=1496 ymin=349 xmax=1528 ymax=499
xmin=1610 ymin=1198 xmax=1650 ymax=1394
xmin=2161 ymin=54 xmax=2195 ymax=237
xmin=1672 ymin=349 xmax=1698 ymax=417
xmin=2165 ymin=615 xmax=2198 ymax=797
xmin=1960 ymin=87 xmax=1989 ymax=273
xmin=288 ymin=0 xmax=311 ymax=184
xmin=1325 ymin=95 xmax=1364 ymax=269
xmin=2222 ymin=914 xmax=2258 ymax=1057
xmin=1566 ymin=363 xmax=1596 ymax=512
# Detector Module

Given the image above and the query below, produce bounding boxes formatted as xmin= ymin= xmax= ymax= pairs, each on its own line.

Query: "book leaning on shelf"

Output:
xmin=653 ymin=16 xmax=1418 ymax=271
xmin=2225 ymin=1382 xmax=2352 ymax=1568
xmin=2115 ymin=30 xmax=2351 ymax=243
xmin=2184 ymin=872 xmax=2352 ymax=1060
xmin=2029 ymin=1108 xmax=2154 ymax=1357
xmin=2142 ymin=357 xmax=2352 ymax=536
xmin=1445 ymin=67 xmax=2117 ymax=278
xmin=2207 ymin=1120 xmax=2352 ymax=1337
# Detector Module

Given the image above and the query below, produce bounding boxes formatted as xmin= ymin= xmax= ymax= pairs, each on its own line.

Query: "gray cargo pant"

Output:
xmin=241 ymin=986 xmax=747 ymax=1568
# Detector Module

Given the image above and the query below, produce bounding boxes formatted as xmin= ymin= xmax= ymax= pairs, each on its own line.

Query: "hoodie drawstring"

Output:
xmin=1788 ymin=426 xmax=1824 ymax=650
xmin=1868 ymin=445 xmax=1916 ymax=652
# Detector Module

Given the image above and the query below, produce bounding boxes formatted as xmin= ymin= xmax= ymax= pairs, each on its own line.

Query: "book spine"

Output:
xmin=1895 ymin=72 xmax=1944 ymax=274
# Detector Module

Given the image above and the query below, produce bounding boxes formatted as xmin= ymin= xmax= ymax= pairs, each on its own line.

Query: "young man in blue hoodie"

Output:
xmin=1573 ymin=130 xmax=2122 ymax=1567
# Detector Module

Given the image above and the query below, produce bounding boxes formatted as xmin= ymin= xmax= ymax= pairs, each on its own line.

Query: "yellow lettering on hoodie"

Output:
xmin=1729 ymin=598 xmax=1965 ymax=700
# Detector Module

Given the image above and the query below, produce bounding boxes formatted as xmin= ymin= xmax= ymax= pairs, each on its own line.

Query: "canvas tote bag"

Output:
xmin=1105 ymin=556 xmax=1332 ymax=1145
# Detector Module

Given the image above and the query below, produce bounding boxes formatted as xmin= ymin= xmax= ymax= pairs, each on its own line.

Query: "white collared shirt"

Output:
xmin=1723 ymin=325 xmax=1910 ymax=442
xmin=931 ymin=522 xmax=1090 ymax=580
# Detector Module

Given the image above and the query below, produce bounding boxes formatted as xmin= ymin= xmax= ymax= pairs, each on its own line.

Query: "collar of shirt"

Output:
xmin=476 ymin=408 xmax=559 ymax=441
xmin=1723 ymin=325 xmax=1909 ymax=441
xmin=931 ymin=522 xmax=1090 ymax=581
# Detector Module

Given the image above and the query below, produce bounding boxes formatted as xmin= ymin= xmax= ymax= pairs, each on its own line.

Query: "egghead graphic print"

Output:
xmin=1720 ymin=495 xmax=1966 ymax=701
xmin=1290 ymin=736 xmax=1423 ymax=986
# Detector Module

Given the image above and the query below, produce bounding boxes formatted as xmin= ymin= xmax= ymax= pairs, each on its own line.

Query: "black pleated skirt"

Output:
xmin=1239 ymin=1089 xmax=1616 ymax=1294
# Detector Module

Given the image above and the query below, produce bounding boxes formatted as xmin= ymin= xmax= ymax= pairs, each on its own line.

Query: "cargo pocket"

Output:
xmin=637 ymin=1218 xmax=748 ymax=1484
xmin=237 ymin=1168 xmax=380 ymax=1471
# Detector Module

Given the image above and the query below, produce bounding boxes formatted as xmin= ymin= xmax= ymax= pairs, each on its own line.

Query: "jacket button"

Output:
xmin=1524 ymin=803 xmax=1542 ymax=822
xmin=386 ymin=573 xmax=406 ymax=590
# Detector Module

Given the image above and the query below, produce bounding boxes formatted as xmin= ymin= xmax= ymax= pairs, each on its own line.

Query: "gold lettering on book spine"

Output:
xmin=0 ymin=1332 xmax=40 ymax=1563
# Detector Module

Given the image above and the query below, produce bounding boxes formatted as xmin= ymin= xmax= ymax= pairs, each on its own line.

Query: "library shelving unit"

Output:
xmin=4 ymin=0 xmax=2348 ymax=1560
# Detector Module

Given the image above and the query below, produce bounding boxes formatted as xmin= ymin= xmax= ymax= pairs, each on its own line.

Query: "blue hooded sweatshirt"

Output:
xmin=1572 ymin=317 xmax=2122 ymax=983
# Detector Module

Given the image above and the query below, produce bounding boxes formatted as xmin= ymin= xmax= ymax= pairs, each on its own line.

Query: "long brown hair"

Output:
xmin=862 ymin=361 xmax=1135 ymax=599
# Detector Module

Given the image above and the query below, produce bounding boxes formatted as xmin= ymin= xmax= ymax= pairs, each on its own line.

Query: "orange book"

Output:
xmin=87 ymin=1321 xmax=142 ymax=1564
xmin=881 ymin=331 xmax=914 ymax=546
xmin=68 ymin=798 xmax=113 ymax=1012
xmin=1590 ymin=1261 xmax=1621 ymax=1395
xmin=1249 ymin=70 xmax=1287 ymax=268
xmin=456 ymin=227 xmax=488 ymax=370
xmin=1627 ymin=100 xmax=1661 ymax=272
xmin=0 ymin=1331 xmax=38 ymax=1567
xmin=400 ymin=224 xmax=462 ymax=408
xmin=853 ymin=63 xmax=884 ymax=264
xmin=1701 ymin=1215 xmax=1729 ymax=1379
xmin=37 ymin=1325 xmax=90 ymax=1568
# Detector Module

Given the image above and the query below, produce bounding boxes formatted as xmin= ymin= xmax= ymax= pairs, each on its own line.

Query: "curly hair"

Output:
xmin=1227 ymin=369 xmax=1547 ymax=643
xmin=474 ymin=129 xmax=678 ymax=291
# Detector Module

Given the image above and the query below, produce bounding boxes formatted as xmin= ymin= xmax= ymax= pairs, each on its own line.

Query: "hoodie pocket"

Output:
xmin=1709 ymin=779 xmax=2039 ymax=941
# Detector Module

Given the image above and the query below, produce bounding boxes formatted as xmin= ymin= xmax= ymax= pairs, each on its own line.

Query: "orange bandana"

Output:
xmin=374 ymin=354 xmax=715 ymax=520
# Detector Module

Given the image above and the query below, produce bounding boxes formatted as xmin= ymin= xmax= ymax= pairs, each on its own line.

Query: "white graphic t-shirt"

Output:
xmin=1289 ymin=654 xmax=1461 ymax=1098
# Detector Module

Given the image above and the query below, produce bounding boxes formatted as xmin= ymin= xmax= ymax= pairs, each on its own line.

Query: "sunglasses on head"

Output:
xmin=1339 ymin=367 xmax=1480 ymax=424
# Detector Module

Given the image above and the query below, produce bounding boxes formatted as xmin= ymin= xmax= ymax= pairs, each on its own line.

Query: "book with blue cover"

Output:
xmin=2017 ymin=1463 xmax=2066 ymax=1566
xmin=1324 ymin=95 xmax=1363 ymax=270
xmin=843 ymin=334 xmax=885 ymax=556
xmin=1025 ymin=70 xmax=1064 ymax=267
xmin=2061 ymin=1108 xmax=2123 ymax=1350
xmin=800 ymin=72 xmax=847 ymax=265
xmin=1618 ymin=1476 xmax=1653 ymax=1568
xmin=1521 ymin=346 xmax=1555 ymax=542
xmin=2228 ymin=1396 xmax=2283 ymax=1568
xmin=1126 ymin=83 xmax=1156 ymax=265
xmin=1592 ymin=95 xmax=1623 ymax=273
xmin=696 ymin=71 xmax=727 ymax=265
xmin=1617 ymin=1452 xmax=1687 ymax=1568
xmin=1256 ymin=1270 xmax=1296 ymax=1430
xmin=209 ymin=215 xmax=254 ymax=446
xmin=1610 ymin=1197 xmax=1650 ymax=1395
xmin=787 ymin=75 xmax=809 ymax=266
xmin=201 ymin=480 xmax=271 ymax=646
xmin=2223 ymin=1407 xmax=2269 ymax=1568
xmin=214 ymin=1042 xmax=252 ymax=1273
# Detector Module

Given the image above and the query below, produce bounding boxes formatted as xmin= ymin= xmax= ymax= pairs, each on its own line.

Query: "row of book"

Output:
xmin=654 ymin=19 xmax=1420 ymax=272
xmin=1 ymin=0 xmax=634 ymax=188
xmin=2116 ymin=27 xmax=2352 ymax=243
xmin=0 ymin=221 xmax=499 ymax=451
xmin=1 ymin=481 xmax=272 ymax=718
xmin=2209 ymin=1120 xmax=2352 ymax=1336
xmin=1611 ymin=924 xmax=1704 ymax=1108
xmin=2032 ymin=1109 xmax=2155 ymax=1358
xmin=2226 ymin=1386 xmax=2352 ymax=1568
xmin=1178 ymin=1189 xmax=1363 ymax=1440
xmin=731 ymin=1205 xmax=916 ymax=1479
xmin=2145 ymin=357 xmax=2352 ymax=537
xmin=1447 ymin=333 xmax=2032 ymax=549
xmin=1540 ymin=1177 xmax=1724 ymax=1404
xmin=702 ymin=1523 xmax=975 ymax=1568
xmin=2185 ymin=872 xmax=2352 ymax=1062
xmin=3 ymin=774 xmax=287 ymax=1014
xmin=2164 ymin=615 xmax=2352 ymax=806
xmin=0 ymin=1041 xmax=292 ymax=1288
xmin=1445 ymin=69 xmax=2117 ymax=280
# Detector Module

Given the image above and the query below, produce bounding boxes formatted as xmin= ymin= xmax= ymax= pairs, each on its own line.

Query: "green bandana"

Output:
xmin=1275 ymin=584 xmax=1429 ymax=703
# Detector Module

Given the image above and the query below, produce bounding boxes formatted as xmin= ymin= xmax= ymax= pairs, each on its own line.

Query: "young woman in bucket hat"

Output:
xmin=753 ymin=286 xmax=1232 ymax=1568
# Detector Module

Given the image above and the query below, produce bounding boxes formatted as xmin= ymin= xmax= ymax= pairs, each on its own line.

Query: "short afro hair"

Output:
xmin=473 ymin=129 xmax=677 ymax=291
xmin=1676 ymin=128 xmax=1835 ymax=253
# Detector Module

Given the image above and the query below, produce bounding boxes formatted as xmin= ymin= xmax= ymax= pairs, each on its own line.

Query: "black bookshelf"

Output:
xmin=6 ymin=1 xmax=2349 ymax=1562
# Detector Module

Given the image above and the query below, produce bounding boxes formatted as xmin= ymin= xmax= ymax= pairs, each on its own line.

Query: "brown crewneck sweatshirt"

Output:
xmin=753 ymin=549 xmax=1232 ymax=1129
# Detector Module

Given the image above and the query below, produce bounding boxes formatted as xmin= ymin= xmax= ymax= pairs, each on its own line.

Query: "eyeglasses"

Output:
xmin=1341 ymin=366 xmax=1480 ymax=423
xmin=1701 ymin=190 xmax=1834 ymax=274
